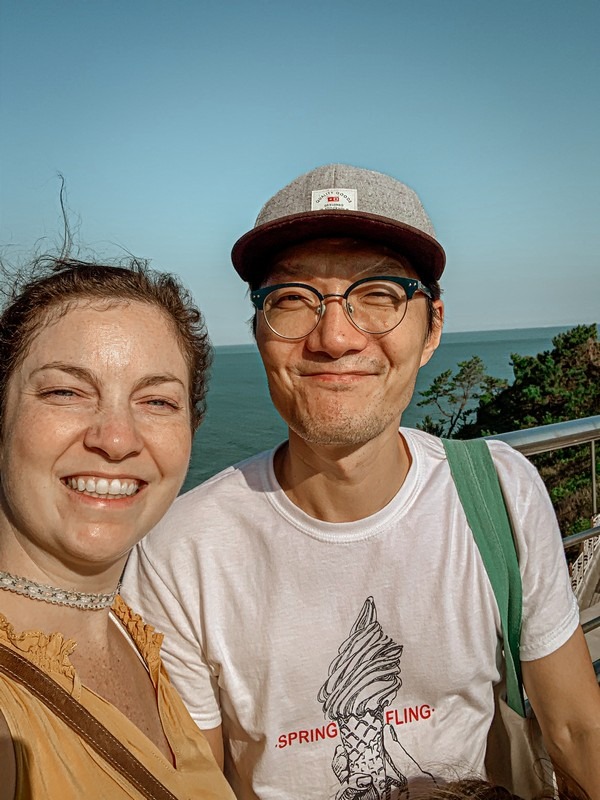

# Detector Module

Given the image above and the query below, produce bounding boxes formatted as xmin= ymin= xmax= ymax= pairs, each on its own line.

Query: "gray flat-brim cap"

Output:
xmin=232 ymin=163 xmax=446 ymax=284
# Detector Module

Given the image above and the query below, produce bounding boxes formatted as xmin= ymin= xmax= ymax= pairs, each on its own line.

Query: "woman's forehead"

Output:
xmin=22 ymin=299 xmax=183 ymax=365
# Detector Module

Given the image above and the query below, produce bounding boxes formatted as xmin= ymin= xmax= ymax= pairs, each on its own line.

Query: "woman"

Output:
xmin=0 ymin=257 xmax=234 ymax=799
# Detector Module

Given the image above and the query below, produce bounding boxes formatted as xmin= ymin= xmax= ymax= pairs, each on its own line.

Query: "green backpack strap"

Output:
xmin=442 ymin=437 xmax=526 ymax=717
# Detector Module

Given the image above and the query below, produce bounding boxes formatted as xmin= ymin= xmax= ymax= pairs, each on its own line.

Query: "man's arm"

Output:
xmin=201 ymin=724 xmax=225 ymax=770
xmin=523 ymin=625 xmax=600 ymax=800
xmin=0 ymin=710 xmax=16 ymax=800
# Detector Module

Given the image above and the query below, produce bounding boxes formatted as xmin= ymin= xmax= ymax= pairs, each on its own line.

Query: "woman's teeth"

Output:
xmin=66 ymin=477 xmax=139 ymax=497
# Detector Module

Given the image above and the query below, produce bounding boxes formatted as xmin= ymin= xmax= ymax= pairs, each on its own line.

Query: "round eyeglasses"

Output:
xmin=251 ymin=276 xmax=432 ymax=340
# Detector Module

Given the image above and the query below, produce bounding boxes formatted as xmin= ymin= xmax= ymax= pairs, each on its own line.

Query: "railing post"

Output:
xmin=593 ymin=440 xmax=597 ymax=518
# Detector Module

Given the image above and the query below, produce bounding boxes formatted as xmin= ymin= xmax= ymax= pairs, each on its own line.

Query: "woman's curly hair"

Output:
xmin=0 ymin=255 xmax=212 ymax=435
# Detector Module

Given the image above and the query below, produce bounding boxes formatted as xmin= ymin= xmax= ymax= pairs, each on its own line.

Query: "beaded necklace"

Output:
xmin=0 ymin=570 xmax=118 ymax=610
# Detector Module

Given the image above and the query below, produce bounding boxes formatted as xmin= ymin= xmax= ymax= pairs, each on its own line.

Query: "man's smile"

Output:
xmin=299 ymin=371 xmax=376 ymax=384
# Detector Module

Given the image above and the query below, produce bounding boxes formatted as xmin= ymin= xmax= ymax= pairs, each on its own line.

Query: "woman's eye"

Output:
xmin=144 ymin=398 xmax=180 ymax=410
xmin=40 ymin=388 xmax=78 ymax=399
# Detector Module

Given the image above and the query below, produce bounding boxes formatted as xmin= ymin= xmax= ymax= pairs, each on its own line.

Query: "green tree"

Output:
xmin=416 ymin=355 xmax=508 ymax=438
xmin=460 ymin=325 xmax=600 ymax=535
xmin=418 ymin=325 xmax=600 ymax=535
xmin=461 ymin=325 xmax=600 ymax=437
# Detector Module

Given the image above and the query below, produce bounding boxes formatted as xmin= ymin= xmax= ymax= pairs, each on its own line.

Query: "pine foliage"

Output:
xmin=417 ymin=325 xmax=600 ymax=534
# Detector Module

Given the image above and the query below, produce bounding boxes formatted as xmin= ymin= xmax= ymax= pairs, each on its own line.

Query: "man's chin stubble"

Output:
xmin=288 ymin=410 xmax=398 ymax=448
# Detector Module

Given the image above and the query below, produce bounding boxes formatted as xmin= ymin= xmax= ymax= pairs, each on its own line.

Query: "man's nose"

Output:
xmin=305 ymin=295 xmax=368 ymax=357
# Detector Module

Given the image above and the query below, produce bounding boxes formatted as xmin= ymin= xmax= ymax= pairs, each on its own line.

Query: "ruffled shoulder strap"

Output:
xmin=0 ymin=612 xmax=76 ymax=679
xmin=112 ymin=595 xmax=163 ymax=673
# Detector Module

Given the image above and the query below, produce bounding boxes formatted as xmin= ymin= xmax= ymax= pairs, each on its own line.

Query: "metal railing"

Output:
xmin=484 ymin=415 xmax=600 ymax=662
xmin=486 ymin=415 xmax=599 ymax=516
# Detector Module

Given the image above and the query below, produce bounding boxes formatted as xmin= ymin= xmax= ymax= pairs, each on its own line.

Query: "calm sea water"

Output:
xmin=182 ymin=325 xmax=578 ymax=491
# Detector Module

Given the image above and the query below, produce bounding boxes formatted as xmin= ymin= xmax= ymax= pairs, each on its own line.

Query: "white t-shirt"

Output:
xmin=122 ymin=429 xmax=579 ymax=800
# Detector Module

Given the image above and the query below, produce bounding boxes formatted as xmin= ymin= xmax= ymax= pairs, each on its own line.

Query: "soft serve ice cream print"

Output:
xmin=318 ymin=597 xmax=436 ymax=800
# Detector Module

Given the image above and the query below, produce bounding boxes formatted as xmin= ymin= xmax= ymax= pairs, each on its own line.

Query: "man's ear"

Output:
xmin=420 ymin=300 xmax=444 ymax=368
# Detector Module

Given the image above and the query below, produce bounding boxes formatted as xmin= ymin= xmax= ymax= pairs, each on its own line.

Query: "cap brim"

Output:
xmin=232 ymin=210 xmax=446 ymax=284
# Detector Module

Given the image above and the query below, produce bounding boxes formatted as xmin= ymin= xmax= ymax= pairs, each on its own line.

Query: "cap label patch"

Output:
xmin=311 ymin=188 xmax=357 ymax=211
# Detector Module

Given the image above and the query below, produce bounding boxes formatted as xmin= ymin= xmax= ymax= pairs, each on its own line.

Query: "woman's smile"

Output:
xmin=62 ymin=475 xmax=142 ymax=498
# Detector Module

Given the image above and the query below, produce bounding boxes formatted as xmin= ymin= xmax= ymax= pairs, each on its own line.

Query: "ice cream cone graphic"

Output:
xmin=337 ymin=708 xmax=388 ymax=796
xmin=318 ymin=597 xmax=406 ymax=800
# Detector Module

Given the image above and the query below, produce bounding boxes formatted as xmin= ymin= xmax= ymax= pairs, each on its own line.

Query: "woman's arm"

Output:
xmin=0 ymin=710 xmax=16 ymax=800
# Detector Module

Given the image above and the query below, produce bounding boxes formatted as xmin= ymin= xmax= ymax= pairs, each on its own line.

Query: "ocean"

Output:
xmin=182 ymin=325 xmax=579 ymax=492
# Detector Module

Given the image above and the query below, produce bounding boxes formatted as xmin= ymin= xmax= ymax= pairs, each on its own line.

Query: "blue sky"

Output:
xmin=1 ymin=0 xmax=598 ymax=345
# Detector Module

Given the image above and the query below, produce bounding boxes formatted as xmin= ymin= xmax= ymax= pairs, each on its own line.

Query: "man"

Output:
xmin=122 ymin=164 xmax=600 ymax=799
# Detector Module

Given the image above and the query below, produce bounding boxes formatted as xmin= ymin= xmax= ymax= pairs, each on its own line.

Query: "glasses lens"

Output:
xmin=347 ymin=280 xmax=408 ymax=333
xmin=264 ymin=286 xmax=321 ymax=339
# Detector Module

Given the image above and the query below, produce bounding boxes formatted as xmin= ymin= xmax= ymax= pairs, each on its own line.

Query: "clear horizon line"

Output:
xmin=211 ymin=321 xmax=599 ymax=348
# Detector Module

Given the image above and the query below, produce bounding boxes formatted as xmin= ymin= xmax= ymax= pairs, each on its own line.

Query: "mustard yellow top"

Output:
xmin=0 ymin=596 xmax=234 ymax=800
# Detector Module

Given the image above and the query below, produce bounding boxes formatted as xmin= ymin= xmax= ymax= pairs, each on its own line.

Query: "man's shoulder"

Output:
xmin=400 ymin=426 xmax=447 ymax=464
xmin=401 ymin=426 xmax=445 ymax=451
xmin=173 ymin=446 xmax=278 ymax=510
xmin=401 ymin=427 xmax=537 ymax=483
xmin=135 ymin=447 xmax=280 ymax=556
